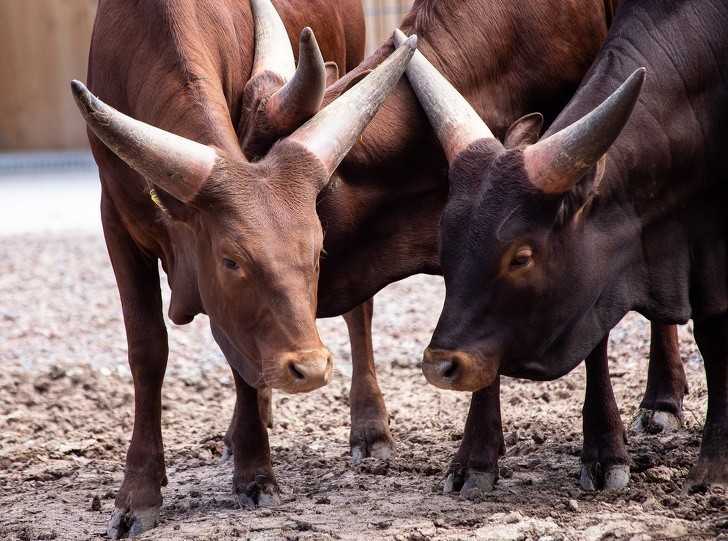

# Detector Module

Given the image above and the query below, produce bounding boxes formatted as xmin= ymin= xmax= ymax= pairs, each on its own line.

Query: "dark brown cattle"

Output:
xmin=407 ymin=0 xmax=728 ymax=488
xmin=317 ymin=0 xmax=684 ymax=492
xmin=75 ymin=0 xmax=417 ymax=536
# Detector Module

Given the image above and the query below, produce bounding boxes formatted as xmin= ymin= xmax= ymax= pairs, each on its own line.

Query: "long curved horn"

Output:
xmin=393 ymin=28 xmax=497 ymax=164
xmin=524 ymin=68 xmax=646 ymax=194
xmin=70 ymin=80 xmax=217 ymax=202
xmin=287 ymin=35 xmax=418 ymax=181
xmin=265 ymin=27 xmax=327 ymax=132
xmin=250 ymin=0 xmax=296 ymax=80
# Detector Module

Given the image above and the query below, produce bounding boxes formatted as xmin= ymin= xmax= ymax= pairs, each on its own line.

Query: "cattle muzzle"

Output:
xmin=421 ymin=348 xmax=498 ymax=392
xmin=271 ymin=348 xmax=333 ymax=394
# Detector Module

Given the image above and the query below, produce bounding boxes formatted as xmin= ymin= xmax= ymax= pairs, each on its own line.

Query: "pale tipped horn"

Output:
xmin=286 ymin=35 xmax=418 ymax=181
xmin=265 ymin=27 xmax=327 ymax=132
xmin=250 ymin=0 xmax=296 ymax=80
xmin=524 ymin=68 xmax=646 ymax=194
xmin=393 ymin=28 xmax=496 ymax=164
xmin=71 ymin=80 xmax=217 ymax=202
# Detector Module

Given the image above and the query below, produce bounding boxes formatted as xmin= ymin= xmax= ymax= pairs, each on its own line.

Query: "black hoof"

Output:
xmin=444 ymin=468 xmax=497 ymax=496
xmin=235 ymin=474 xmax=281 ymax=509
xmin=107 ymin=506 xmax=160 ymax=539
xmin=580 ymin=462 xmax=630 ymax=491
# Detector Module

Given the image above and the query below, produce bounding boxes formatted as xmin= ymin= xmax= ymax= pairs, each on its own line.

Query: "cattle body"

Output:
xmin=77 ymin=0 xmax=421 ymax=537
xmin=408 ymin=0 xmax=728 ymax=488
xmin=315 ymin=0 xmax=685 ymax=493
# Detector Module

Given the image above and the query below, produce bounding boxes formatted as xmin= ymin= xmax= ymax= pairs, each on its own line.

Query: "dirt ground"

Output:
xmin=1 ymin=233 xmax=727 ymax=540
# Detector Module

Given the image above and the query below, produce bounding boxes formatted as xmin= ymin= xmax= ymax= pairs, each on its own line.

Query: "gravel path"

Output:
xmin=0 ymin=231 xmax=725 ymax=540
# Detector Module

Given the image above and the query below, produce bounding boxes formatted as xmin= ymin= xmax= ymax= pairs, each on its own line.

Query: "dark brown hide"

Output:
xmin=426 ymin=0 xmax=728 ymax=488
xmin=314 ymin=0 xmax=682 ymax=493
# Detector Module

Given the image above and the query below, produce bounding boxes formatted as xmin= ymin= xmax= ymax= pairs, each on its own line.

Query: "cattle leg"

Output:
xmin=632 ymin=322 xmax=687 ymax=433
xmin=257 ymin=386 xmax=273 ymax=428
xmin=444 ymin=377 xmax=504 ymax=496
xmin=580 ymin=336 xmax=630 ymax=491
xmin=221 ymin=380 xmax=273 ymax=463
xmin=211 ymin=325 xmax=280 ymax=507
xmin=687 ymin=315 xmax=728 ymax=488
xmin=102 ymin=198 xmax=168 ymax=539
xmin=344 ymin=298 xmax=395 ymax=462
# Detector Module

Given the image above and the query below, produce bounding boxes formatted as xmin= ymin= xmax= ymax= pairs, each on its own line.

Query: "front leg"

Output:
xmin=102 ymin=197 xmax=168 ymax=539
xmin=344 ymin=298 xmax=395 ymax=462
xmin=580 ymin=336 xmax=630 ymax=491
xmin=688 ymin=315 xmax=728 ymax=488
xmin=632 ymin=323 xmax=688 ymax=433
xmin=211 ymin=325 xmax=280 ymax=507
xmin=444 ymin=377 xmax=504 ymax=496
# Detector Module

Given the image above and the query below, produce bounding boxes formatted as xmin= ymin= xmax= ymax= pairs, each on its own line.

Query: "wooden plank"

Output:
xmin=0 ymin=1 xmax=412 ymax=150
xmin=0 ymin=1 xmax=97 ymax=150
xmin=363 ymin=0 xmax=413 ymax=54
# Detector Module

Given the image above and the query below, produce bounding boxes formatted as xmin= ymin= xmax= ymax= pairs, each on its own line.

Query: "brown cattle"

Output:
xmin=75 ymin=0 xmax=416 ymax=536
xmin=405 ymin=0 xmax=728 ymax=489
xmin=315 ymin=0 xmax=685 ymax=493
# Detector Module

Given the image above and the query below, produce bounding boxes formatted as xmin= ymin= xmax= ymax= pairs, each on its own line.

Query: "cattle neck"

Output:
xmin=537 ymin=0 xmax=728 ymax=343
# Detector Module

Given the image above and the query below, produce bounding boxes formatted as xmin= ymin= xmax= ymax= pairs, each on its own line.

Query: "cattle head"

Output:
xmin=71 ymin=5 xmax=416 ymax=395
xmin=393 ymin=30 xmax=645 ymax=391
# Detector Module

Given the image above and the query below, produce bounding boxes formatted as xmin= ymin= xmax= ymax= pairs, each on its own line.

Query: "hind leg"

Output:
xmin=632 ymin=323 xmax=688 ymax=434
xmin=345 ymin=298 xmax=395 ymax=462
xmin=687 ymin=315 xmax=728 ymax=488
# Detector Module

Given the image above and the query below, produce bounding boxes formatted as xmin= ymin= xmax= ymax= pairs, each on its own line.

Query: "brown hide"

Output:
xmin=87 ymin=0 xmax=365 ymax=390
xmin=316 ymin=0 xmax=612 ymax=316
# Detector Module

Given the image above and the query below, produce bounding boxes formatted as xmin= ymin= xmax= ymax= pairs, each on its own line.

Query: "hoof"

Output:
xmin=580 ymin=462 xmax=630 ymax=491
xmin=107 ymin=506 xmax=160 ymax=539
xmin=685 ymin=460 xmax=728 ymax=492
xmin=235 ymin=474 xmax=281 ymax=509
xmin=630 ymin=409 xmax=682 ymax=434
xmin=350 ymin=422 xmax=395 ymax=465
xmin=444 ymin=469 xmax=496 ymax=495
xmin=604 ymin=464 xmax=630 ymax=490
xmin=460 ymin=471 xmax=497 ymax=499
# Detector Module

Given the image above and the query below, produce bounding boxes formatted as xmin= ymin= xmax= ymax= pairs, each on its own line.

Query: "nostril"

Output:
xmin=440 ymin=359 xmax=458 ymax=380
xmin=288 ymin=362 xmax=306 ymax=381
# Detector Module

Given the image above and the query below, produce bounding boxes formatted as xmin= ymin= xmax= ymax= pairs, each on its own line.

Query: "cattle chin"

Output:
xmin=266 ymin=348 xmax=334 ymax=394
xmin=421 ymin=348 xmax=498 ymax=392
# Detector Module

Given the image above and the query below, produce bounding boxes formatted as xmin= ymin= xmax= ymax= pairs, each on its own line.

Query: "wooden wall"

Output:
xmin=0 ymin=1 xmax=97 ymax=151
xmin=363 ymin=0 xmax=413 ymax=54
xmin=0 ymin=0 xmax=412 ymax=151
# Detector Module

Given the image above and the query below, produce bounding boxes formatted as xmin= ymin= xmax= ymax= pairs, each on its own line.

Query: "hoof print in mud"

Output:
xmin=631 ymin=409 xmax=683 ymax=434
xmin=107 ymin=507 xmax=160 ymax=539
xmin=580 ymin=462 xmax=630 ymax=491
xmin=235 ymin=475 xmax=281 ymax=509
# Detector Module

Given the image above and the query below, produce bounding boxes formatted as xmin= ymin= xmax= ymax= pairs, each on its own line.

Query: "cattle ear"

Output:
xmin=504 ymin=113 xmax=543 ymax=149
xmin=556 ymin=155 xmax=607 ymax=224
xmin=325 ymin=62 xmax=340 ymax=86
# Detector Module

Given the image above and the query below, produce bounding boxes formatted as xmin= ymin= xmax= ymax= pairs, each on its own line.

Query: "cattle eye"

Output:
xmin=510 ymin=246 xmax=533 ymax=270
xmin=222 ymin=258 xmax=239 ymax=271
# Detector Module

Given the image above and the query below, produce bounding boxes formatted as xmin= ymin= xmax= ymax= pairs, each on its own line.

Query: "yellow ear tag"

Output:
xmin=149 ymin=188 xmax=168 ymax=214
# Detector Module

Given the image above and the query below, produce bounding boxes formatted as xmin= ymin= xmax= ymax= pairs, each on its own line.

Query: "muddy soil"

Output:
xmin=1 ymin=233 xmax=727 ymax=540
